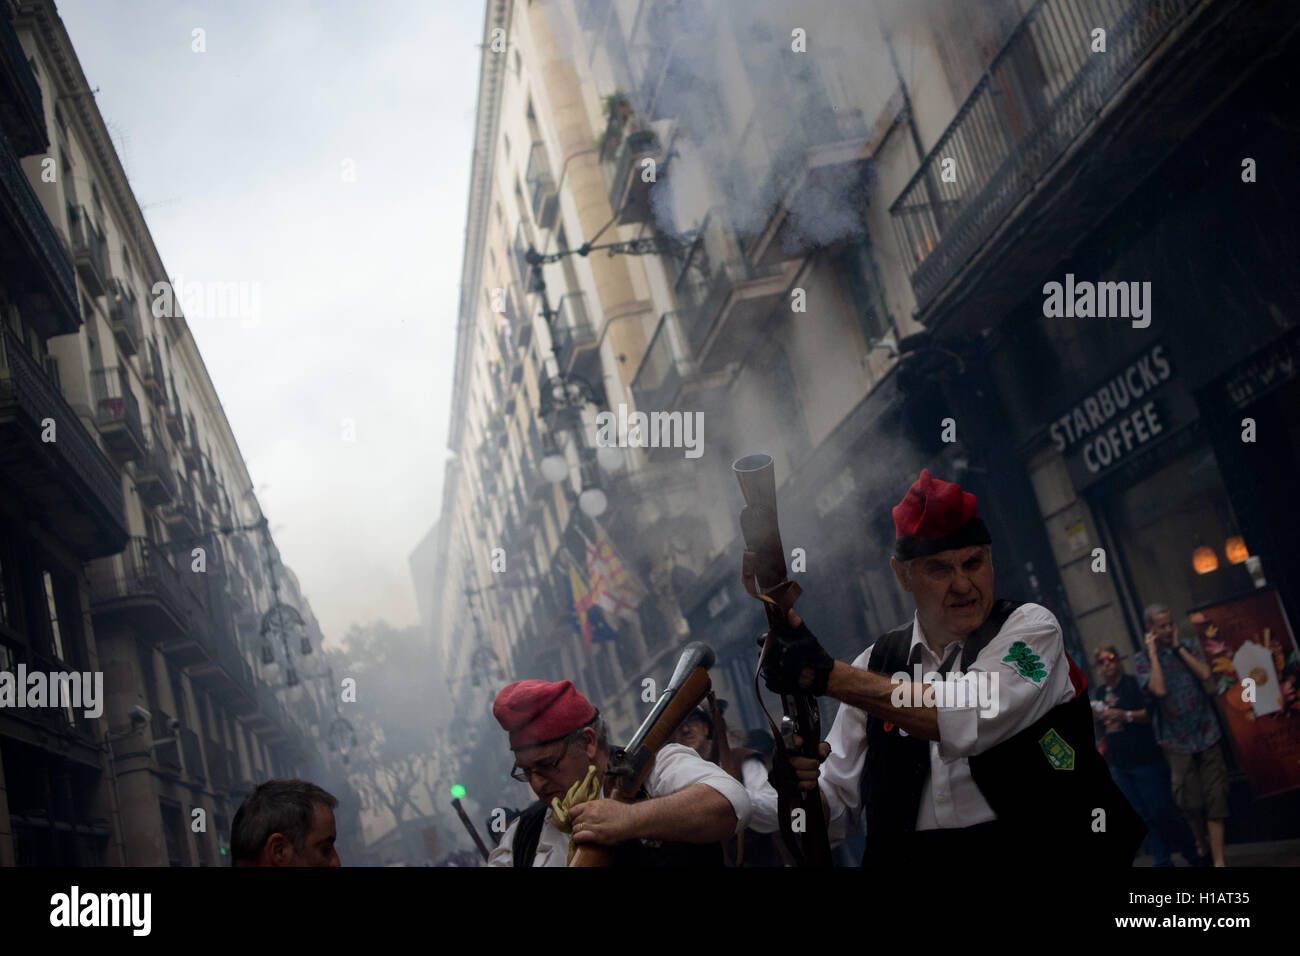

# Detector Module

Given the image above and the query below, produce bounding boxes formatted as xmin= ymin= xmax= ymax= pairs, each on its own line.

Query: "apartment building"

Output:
xmin=0 ymin=0 xmax=346 ymax=865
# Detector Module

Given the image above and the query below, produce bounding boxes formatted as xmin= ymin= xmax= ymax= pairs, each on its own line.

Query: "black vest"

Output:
xmin=861 ymin=600 xmax=1146 ymax=866
xmin=511 ymin=799 xmax=723 ymax=867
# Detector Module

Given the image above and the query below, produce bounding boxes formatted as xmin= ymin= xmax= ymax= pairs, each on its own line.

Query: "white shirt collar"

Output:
xmin=908 ymin=612 xmax=964 ymax=667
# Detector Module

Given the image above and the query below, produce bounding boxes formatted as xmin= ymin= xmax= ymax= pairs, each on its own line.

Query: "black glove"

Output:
xmin=760 ymin=620 xmax=835 ymax=696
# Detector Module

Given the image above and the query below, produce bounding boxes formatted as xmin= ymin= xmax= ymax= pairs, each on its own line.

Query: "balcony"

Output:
xmin=134 ymin=426 xmax=177 ymax=506
xmin=0 ymin=325 xmax=127 ymax=558
xmin=551 ymin=292 xmax=597 ymax=376
xmin=107 ymin=279 xmax=142 ymax=356
xmin=164 ymin=380 xmax=184 ymax=441
xmin=672 ymin=212 xmax=791 ymax=368
xmin=0 ymin=9 xmax=47 ymax=155
xmin=67 ymin=204 xmax=108 ymax=297
xmin=180 ymin=727 xmax=207 ymax=782
xmin=140 ymin=341 xmax=166 ymax=407
xmin=525 ymin=141 xmax=558 ymax=231
xmin=504 ymin=287 xmax=531 ymax=350
xmin=90 ymin=537 xmax=195 ymax=642
xmin=604 ymin=123 xmax=669 ymax=226
xmin=151 ymin=710 xmax=182 ymax=774
xmin=199 ymin=453 xmax=219 ymax=505
xmin=888 ymin=0 xmax=1209 ymax=322
xmin=181 ymin=414 xmax=200 ymax=471
xmin=161 ymin=484 xmax=201 ymax=540
xmin=90 ymin=366 xmax=145 ymax=462
xmin=0 ymin=129 xmax=78 ymax=337
xmin=632 ymin=312 xmax=696 ymax=413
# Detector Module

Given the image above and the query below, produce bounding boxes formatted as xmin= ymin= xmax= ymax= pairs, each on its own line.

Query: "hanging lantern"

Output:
xmin=1192 ymin=546 xmax=1218 ymax=575
xmin=1225 ymin=536 xmax=1249 ymax=565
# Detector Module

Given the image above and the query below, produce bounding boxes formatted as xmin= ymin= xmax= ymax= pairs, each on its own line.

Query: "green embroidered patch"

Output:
xmin=1038 ymin=728 xmax=1075 ymax=770
xmin=1002 ymin=640 xmax=1047 ymax=682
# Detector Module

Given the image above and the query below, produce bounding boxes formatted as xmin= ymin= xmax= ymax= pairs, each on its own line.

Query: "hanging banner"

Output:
xmin=1189 ymin=589 xmax=1300 ymax=798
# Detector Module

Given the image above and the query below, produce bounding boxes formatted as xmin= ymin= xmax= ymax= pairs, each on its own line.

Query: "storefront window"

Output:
xmin=1102 ymin=441 xmax=1261 ymax=643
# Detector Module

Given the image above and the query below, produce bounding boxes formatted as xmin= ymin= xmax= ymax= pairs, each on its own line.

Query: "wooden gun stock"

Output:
xmin=569 ymin=646 xmax=716 ymax=867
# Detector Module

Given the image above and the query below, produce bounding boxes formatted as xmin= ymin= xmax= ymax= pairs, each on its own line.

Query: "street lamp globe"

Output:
xmin=579 ymin=486 xmax=608 ymax=517
xmin=541 ymin=452 xmax=569 ymax=484
xmin=596 ymin=443 xmax=623 ymax=473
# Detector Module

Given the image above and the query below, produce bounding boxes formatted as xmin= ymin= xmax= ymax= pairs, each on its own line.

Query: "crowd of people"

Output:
xmin=228 ymin=469 xmax=1235 ymax=868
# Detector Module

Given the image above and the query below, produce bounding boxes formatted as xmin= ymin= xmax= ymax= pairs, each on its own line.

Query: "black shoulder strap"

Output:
xmin=511 ymin=802 xmax=548 ymax=867
xmin=959 ymin=599 xmax=1023 ymax=670
xmin=867 ymin=621 xmax=914 ymax=674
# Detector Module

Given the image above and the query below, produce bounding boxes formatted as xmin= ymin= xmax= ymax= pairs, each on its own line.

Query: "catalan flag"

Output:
xmin=585 ymin=522 xmax=644 ymax=627
xmin=568 ymin=563 xmax=616 ymax=648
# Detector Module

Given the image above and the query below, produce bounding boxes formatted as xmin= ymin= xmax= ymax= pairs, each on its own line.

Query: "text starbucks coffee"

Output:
xmin=1049 ymin=344 xmax=1172 ymax=474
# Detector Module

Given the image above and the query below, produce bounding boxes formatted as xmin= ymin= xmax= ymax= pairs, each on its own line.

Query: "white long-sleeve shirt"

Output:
xmin=819 ymin=603 xmax=1075 ymax=845
xmin=488 ymin=742 xmax=752 ymax=866
xmin=740 ymin=755 xmax=780 ymax=833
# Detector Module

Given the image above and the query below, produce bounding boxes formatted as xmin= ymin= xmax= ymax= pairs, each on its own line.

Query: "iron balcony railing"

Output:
xmin=631 ymin=311 xmax=696 ymax=414
xmin=552 ymin=292 xmax=595 ymax=372
xmin=525 ymin=140 xmax=557 ymax=229
xmin=0 ymin=7 xmax=46 ymax=155
xmin=67 ymin=204 xmax=108 ymax=296
xmin=0 ymin=130 xmax=77 ymax=333
xmin=90 ymin=536 xmax=194 ymax=624
xmin=108 ymin=280 xmax=142 ymax=355
xmin=672 ymin=211 xmax=783 ymax=357
xmin=140 ymin=341 xmax=166 ymax=406
xmin=0 ymin=324 xmax=127 ymax=534
xmin=90 ymin=366 xmax=144 ymax=452
xmin=889 ymin=0 xmax=1197 ymax=313
xmin=151 ymin=709 xmax=182 ymax=772
xmin=164 ymin=380 xmax=184 ymax=440
xmin=136 ymin=426 xmax=177 ymax=505
xmin=179 ymin=727 xmax=206 ymax=782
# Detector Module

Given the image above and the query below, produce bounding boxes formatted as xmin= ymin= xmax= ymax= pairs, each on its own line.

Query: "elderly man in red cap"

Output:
xmin=486 ymin=679 xmax=752 ymax=866
xmin=762 ymin=468 xmax=1145 ymax=866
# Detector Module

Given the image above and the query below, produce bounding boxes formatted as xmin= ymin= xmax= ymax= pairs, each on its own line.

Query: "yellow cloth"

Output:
xmin=549 ymin=764 xmax=602 ymax=865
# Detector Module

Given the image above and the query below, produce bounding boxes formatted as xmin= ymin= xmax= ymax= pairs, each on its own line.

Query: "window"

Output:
xmin=91 ymin=181 xmax=103 ymax=218
xmin=0 ymin=549 xmax=9 ymax=628
xmin=159 ymin=800 xmax=190 ymax=867
xmin=43 ymin=571 xmax=64 ymax=662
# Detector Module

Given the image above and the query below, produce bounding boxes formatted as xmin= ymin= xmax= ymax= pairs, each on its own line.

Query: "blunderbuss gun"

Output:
xmin=734 ymin=453 xmax=834 ymax=868
xmin=451 ymin=796 xmax=492 ymax=863
xmin=569 ymin=641 xmax=717 ymax=867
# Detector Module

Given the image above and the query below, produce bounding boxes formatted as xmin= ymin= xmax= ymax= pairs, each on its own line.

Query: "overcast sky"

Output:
xmin=58 ymin=0 xmax=485 ymax=643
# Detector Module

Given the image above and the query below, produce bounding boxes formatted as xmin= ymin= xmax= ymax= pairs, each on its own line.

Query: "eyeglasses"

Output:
xmin=509 ymin=733 xmax=581 ymax=783
xmin=1095 ymin=654 xmax=1119 ymax=664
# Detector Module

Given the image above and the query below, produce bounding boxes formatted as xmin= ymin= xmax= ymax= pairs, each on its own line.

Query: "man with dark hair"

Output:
xmin=231 ymin=779 xmax=341 ymax=867
xmin=1093 ymin=643 xmax=1202 ymax=866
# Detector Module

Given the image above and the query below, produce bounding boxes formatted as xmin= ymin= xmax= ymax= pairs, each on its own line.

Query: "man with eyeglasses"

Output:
xmin=760 ymin=469 xmax=1147 ymax=865
xmin=486 ymin=679 xmax=754 ymax=866
xmin=1092 ymin=644 xmax=1203 ymax=866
